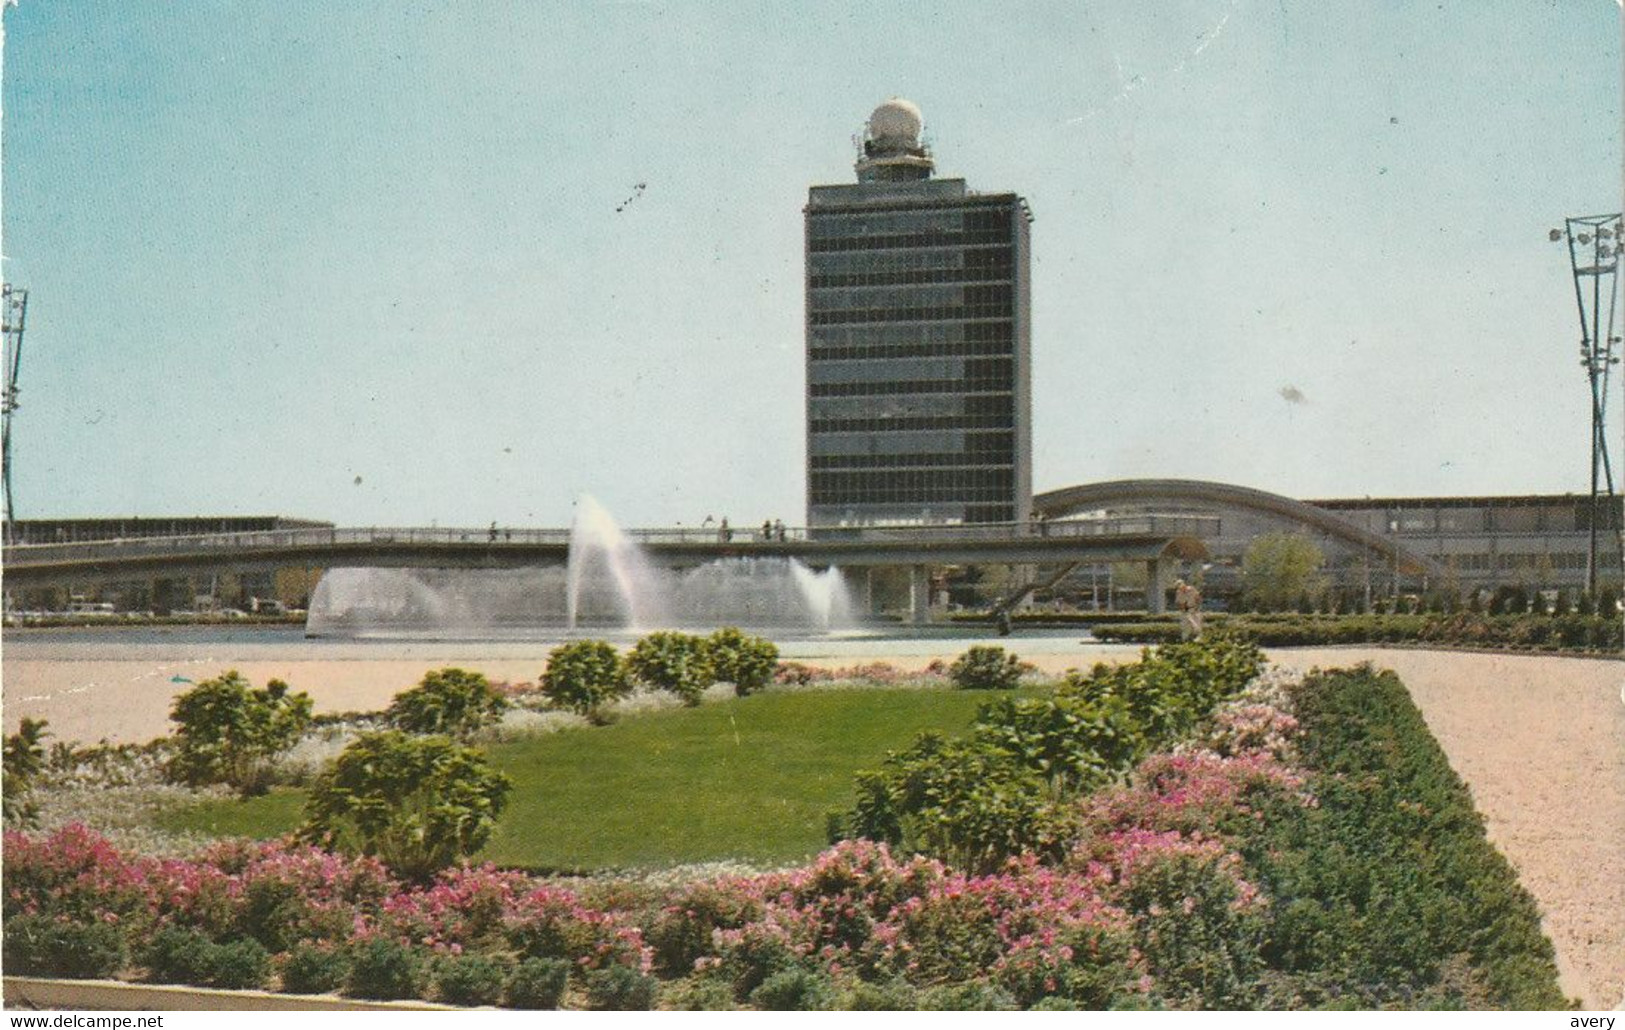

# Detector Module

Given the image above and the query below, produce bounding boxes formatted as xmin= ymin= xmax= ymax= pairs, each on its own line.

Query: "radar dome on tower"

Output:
xmin=867 ymin=98 xmax=923 ymax=144
xmin=856 ymin=97 xmax=934 ymax=183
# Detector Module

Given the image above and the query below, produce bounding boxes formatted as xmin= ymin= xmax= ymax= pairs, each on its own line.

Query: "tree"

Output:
xmin=302 ymin=730 xmax=512 ymax=881
xmin=3 ymin=718 xmax=50 ymax=826
xmin=541 ymin=640 xmax=632 ymax=722
xmin=387 ymin=668 xmax=509 ymax=737
xmin=166 ymin=671 xmax=313 ymax=796
xmin=1241 ymin=534 xmax=1325 ymax=612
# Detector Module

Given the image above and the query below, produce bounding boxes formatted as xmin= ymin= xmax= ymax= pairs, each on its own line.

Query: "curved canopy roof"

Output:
xmin=1034 ymin=478 xmax=1444 ymax=578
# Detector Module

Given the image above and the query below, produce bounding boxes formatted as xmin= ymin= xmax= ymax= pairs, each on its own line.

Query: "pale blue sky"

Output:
xmin=3 ymin=1 xmax=1620 ymax=527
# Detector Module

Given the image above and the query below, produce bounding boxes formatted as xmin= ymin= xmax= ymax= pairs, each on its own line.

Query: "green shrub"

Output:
xmin=666 ymin=974 xmax=739 ymax=1010
xmin=3 ymin=913 xmax=126 ymax=979
xmin=145 ymin=926 xmax=218 ymax=986
xmin=917 ymin=980 xmax=1020 ymax=1010
xmin=165 ymin=671 xmax=313 ymax=796
xmin=626 ymin=632 xmax=714 ymax=705
xmin=948 ymin=645 xmax=1023 ymax=690
xmin=206 ymin=938 xmax=272 ymax=990
xmin=3 ymin=718 xmax=49 ymax=826
xmin=541 ymin=640 xmax=632 ymax=721
xmin=280 ymin=942 xmax=350 ymax=994
xmin=704 ymin=628 xmax=779 ymax=697
xmin=302 ymin=730 xmax=512 ymax=881
xmin=344 ymin=936 xmax=424 ymax=1001
xmin=505 ymin=957 xmax=571 ymax=1010
xmin=387 ymin=668 xmax=509 ymax=737
xmin=1029 ymin=996 xmax=1082 ymax=1010
xmin=435 ymin=952 xmax=511 ymax=1007
xmin=584 ymin=964 xmax=659 ymax=1010
xmin=840 ymin=978 xmax=920 ymax=1010
xmin=748 ymin=967 xmax=836 ymax=1010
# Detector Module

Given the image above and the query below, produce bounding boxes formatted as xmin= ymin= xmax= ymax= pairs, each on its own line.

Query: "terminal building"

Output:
xmin=805 ymin=99 xmax=1033 ymax=527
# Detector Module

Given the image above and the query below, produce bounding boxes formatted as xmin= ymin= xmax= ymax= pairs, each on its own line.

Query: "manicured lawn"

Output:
xmin=158 ymin=685 xmax=1044 ymax=871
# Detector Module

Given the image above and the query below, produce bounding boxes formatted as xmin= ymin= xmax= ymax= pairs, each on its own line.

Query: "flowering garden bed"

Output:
xmin=2 ymin=639 xmax=1569 ymax=1009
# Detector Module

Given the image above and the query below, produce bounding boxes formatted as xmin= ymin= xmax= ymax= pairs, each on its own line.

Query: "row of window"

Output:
xmin=809 ymin=305 xmax=1014 ymax=326
xmin=809 ymin=245 xmax=1012 ymax=276
xmin=811 ymin=321 xmax=1012 ymax=348
xmin=811 ymin=414 xmax=1018 ymax=433
xmin=806 ymin=207 xmax=1013 ymax=238
xmin=810 ymin=378 xmax=1014 ymax=399
xmin=811 ymin=452 xmax=1016 ymax=471
xmin=810 ymin=340 xmax=1016 ymax=362
xmin=810 ymin=269 xmax=1013 ymax=289
xmin=1440 ymin=552 xmax=1621 ymax=571
xmin=807 ymin=283 xmax=1014 ymax=311
xmin=807 ymin=230 xmax=1012 ymax=253
xmin=812 ymin=486 xmax=1015 ymax=505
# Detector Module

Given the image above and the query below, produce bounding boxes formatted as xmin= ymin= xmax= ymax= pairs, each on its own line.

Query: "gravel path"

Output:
xmin=1268 ymin=648 xmax=1624 ymax=1011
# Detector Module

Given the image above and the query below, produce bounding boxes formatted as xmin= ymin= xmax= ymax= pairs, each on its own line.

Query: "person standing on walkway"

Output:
xmin=1175 ymin=579 xmax=1204 ymax=640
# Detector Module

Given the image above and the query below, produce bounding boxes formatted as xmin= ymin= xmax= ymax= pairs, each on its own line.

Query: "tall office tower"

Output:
xmin=805 ymin=99 xmax=1032 ymax=527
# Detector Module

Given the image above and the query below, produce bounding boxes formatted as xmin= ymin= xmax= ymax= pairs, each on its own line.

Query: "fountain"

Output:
xmin=305 ymin=496 xmax=857 ymax=638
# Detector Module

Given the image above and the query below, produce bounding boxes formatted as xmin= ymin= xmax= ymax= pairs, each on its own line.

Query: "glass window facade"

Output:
xmin=805 ymin=179 xmax=1032 ymax=526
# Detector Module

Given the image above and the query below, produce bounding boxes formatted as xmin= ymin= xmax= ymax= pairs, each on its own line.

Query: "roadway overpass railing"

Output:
xmin=1 ymin=515 xmax=1220 ymax=567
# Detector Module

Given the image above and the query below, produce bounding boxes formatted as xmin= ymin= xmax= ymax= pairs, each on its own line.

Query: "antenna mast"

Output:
xmin=2 ymin=283 xmax=27 ymax=544
xmin=1552 ymin=214 xmax=1623 ymax=595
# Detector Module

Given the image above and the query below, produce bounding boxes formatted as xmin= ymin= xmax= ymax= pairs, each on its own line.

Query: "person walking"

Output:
xmin=1174 ymin=579 xmax=1204 ymax=640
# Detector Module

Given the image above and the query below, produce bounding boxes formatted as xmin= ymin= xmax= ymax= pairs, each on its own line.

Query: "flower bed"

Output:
xmin=3 ymin=644 xmax=1569 ymax=1009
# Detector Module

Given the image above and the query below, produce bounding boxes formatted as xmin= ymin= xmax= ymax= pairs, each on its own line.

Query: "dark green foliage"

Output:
xmin=1091 ymin=613 xmax=1623 ymax=652
xmin=165 ymin=671 xmax=313 ymax=796
xmin=302 ymin=730 xmax=512 ymax=880
xmin=1029 ymin=996 xmax=1083 ymax=1010
xmin=434 ymin=952 xmax=512 ymax=1006
xmin=667 ymin=974 xmax=739 ymax=1010
xmin=749 ymin=967 xmax=836 ymax=1010
xmin=206 ymin=938 xmax=272 ymax=990
xmin=1120 ymin=851 xmax=1263 ymax=1009
xmin=505 ymin=957 xmax=571 ymax=1009
xmin=917 ymin=980 xmax=1020 ymax=1010
xmin=704 ymin=628 xmax=779 ymax=697
xmin=143 ymin=927 xmax=268 ymax=989
xmin=845 ymin=635 xmax=1263 ymax=872
xmin=541 ymin=640 xmax=632 ymax=721
xmin=279 ymin=942 xmax=350 ymax=994
xmin=840 ymin=978 xmax=920 ymax=1010
xmin=344 ymin=936 xmax=424 ymax=1000
xmin=3 ymin=717 xmax=49 ymax=826
xmin=387 ymin=668 xmax=509 ymax=737
xmin=584 ymin=964 xmax=659 ymax=1010
xmin=627 ymin=632 xmax=714 ymax=705
xmin=144 ymin=926 xmax=219 ymax=985
xmin=948 ymin=645 xmax=1024 ymax=690
xmin=1243 ymin=667 xmax=1572 ymax=1010
xmin=3 ymin=913 xmax=126 ymax=979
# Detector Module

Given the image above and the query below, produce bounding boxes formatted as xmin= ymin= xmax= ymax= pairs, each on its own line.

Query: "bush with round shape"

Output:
xmin=626 ymin=632 xmax=714 ymax=705
xmin=748 ymin=967 xmax=836 ymax=1011
xmin=917 ymin=980 xmax=1020 ymax=1011
xmin=435 ymin=952 xmax=511 ymax=1007
xmin=505 ymin=957 xmax=571 ymax=1010
xmin=948 ymin=645 xmax=1024 ymax=690
xmin=387 ymin=668 xmax=509 ymax=737
xmin=3 ymin=913 xmax=126 ymax=979
xmin=344 ymin=936 xmax=424 ymax=1001
xmin=667 ymin=974 xmax=739 ymax=1011
xmin=302 ymin=730 xmax=512 ymax=881
xmin=840 ymin=978 xmax=920 ymax=1010
xmin=166 ymin=671 xmax=313 ymax=796
xmin=145 ymin=926 xmax=218 ymax=986
xmin=206 ymin=938 xmax=272 ymax=990
xmin=584 ymin=964 xmax=659 ymax=1010
xmin=280 ymin=942 xmax=350 ymax=995
xmin=541 ymin=641 xmax=632 ymax=722
xmin=704 ymin=628 xmax=779 ymax=697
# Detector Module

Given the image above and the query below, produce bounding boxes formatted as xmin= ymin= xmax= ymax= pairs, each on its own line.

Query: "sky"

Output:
xmin=2 ymin=1 xmax=1621 ymax=528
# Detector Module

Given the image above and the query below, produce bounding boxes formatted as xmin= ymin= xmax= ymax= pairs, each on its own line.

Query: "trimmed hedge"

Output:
xmin=1240 ymin=666 xmax=1571 ymax=1009
xmin=1091 ymin=613 xmax=1622 ymax=652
